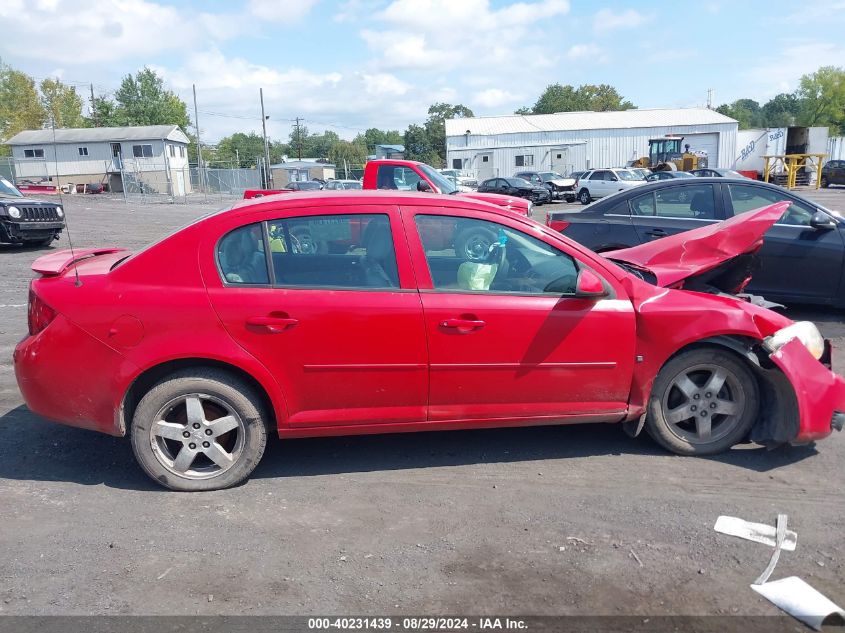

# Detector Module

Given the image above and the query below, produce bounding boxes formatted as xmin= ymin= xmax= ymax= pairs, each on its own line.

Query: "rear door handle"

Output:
xmin=440 ymin=318 xmax=486 ymax=332
xmin=646 ymin=228 xmax=667 ymax=238
xmin=246 ymin=315 xmax=299 ymax=333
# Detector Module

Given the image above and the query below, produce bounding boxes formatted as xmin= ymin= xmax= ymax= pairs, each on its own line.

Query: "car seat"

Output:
xmin=220 ymin=229 xmax=268 ymax=284
xmin=362 ymin=219 xmax=399 ymax=287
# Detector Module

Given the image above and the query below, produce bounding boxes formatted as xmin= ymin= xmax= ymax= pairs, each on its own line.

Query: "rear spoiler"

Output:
xmin=31 ymin=248 xmax=126 ymax=276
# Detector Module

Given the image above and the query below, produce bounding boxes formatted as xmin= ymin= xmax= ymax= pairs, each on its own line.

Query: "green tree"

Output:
xmin=796 ymin=66 xmax=845 ymax=133
xmin=328 ymin=139 xmax=368 ymax=176
xmin=100 ymin=67 xmax=191 ymax=130
xmin=422 ymin=102 xmax=474 ymax=166
xmin=715 ymin=99 xmax=765 ymax=129
xmin=353 ymin=127 xmax=404 ymax=154
xmin=0 ymin=60 xmax=46 ymax=148
xmin=403 ymin=123 xmax=440 ymax=165
xmin=761 ymin=93 xmax=801 ymax=127
xmin=40 ymin=78 xmax=86 ymax=128
xmin=527 ymin=83 xmax=634 ymax=114
xmin=216 ymin=132 xmax=270 ymax=167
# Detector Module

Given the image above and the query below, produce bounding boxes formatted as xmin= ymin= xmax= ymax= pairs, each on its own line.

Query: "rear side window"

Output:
xmin=217 ymin=224 xmax=270 ymax=285
xmin=267 ymin=214 xmax=399 ymax=289
xmin=630 ymin=185 xmax=717 ymax=219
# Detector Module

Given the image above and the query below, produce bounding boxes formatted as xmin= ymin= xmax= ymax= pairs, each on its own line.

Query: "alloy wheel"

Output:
xmin=149 ymin=393 xmax=246 ymax=480
xmin=660 ymin=363 xmax=746 ymax=444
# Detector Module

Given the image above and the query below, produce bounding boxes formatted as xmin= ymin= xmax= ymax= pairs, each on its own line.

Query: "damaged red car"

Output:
xmin=14 ymin=192 xmax=845 ymax=491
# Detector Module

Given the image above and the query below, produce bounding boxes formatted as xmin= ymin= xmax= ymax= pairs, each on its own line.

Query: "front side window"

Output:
xmin=132 ymin=144 xmax=153 ymax=158
xmin=728 ymin=184 xmax=815 ymax=226
xmin=376 ymin=164 xmax=421 ymax=191
xmin=217 ymin=224 xmax=270 ymax=285
xmin=655 ymin=185 xmax=716 ymax=219
xmin=415 ymin=214 xmax=579 ymax=295
xmin=268 ymin=214 xmax=398 ymax=289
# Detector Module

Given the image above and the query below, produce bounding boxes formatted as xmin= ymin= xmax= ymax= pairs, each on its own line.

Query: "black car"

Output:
xmin=546 ymin=177 xmax=845 ymax=307
xmin=645 ymin=171 xmax=696 ymax=181
xmin=0 ymin=177 xmax=65 ymax=247
xmin=286 ymin=180 xmax=323 ymax=191
xmin=821 ymin=160 xmax=845 ymax=188
xmin=691 ymin=168 xmax=748 ymax=179
xmin=478 ymin=177 xmax=551 ymax=205
xmin=513 ymin=171 xmax=577 ymax=202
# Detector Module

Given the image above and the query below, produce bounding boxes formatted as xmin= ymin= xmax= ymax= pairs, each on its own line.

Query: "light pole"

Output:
xmin=260 ymin=88 xmax=272 ymax=188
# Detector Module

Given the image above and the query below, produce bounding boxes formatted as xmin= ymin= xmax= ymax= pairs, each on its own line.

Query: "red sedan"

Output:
xmin=14 ymin=191 xmax=845 ymax=491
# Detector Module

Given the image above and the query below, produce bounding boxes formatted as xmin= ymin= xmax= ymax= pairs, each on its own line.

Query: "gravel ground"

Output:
xmin=0 ymin=189 xmax=844 ymax=617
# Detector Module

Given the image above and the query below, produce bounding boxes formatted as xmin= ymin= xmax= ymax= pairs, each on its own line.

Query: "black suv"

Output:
xmin=0 ymin=178 xmax=65 ymax=246
xmin=821 ymin=160 xmax=845 ymax=188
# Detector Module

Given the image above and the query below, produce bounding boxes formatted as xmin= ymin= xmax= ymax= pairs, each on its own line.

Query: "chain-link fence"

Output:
xmin=120 ymin=160 xmax=261 ymax=204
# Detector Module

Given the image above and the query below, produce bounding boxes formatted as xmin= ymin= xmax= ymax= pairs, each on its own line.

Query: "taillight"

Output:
xmin=28 ymin=287 xmax=56 ymax=336
xmin=548 ymin=219 xmax=570 ymax=232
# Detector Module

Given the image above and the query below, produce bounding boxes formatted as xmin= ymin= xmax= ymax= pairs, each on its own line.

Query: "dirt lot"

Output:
xmin=0 ymin=189 xmax=844 ymax=618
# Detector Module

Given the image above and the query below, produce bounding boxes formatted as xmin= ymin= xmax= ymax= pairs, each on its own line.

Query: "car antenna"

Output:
xmin=50 ymin=123 xmax=81 ymax=287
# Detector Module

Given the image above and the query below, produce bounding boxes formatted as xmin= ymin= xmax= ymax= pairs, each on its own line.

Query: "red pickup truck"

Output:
xmin=244 ymin=159 xmax=531 ymax=217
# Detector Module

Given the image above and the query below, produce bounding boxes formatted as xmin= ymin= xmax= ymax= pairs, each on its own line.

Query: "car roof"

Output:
xmin=583 ymin=176 xmax=790 ymax=205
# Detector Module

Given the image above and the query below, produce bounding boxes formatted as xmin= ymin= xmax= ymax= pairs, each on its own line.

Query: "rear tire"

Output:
xmin=579 ymin=189 xmax=591 ymax=205
xmin=130 ymin=369 xmax=268 ymax=491
xmin=645 ymin=348 xmax=759 ymax=455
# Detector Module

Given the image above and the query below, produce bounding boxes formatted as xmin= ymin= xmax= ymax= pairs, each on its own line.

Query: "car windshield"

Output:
xmin=506 ymin=178 xmax=532 ymax=187
xmin=297 ymin=181 xmax=322 ymax=190
xmin=0 ymin=177 xmax=23 ymax=198
xmin=616 ymin=170 xmax=639 ymax=181
xmin=539 ymin=172 xmax=564 ymax=181
xmin=418 ymin=163 xmax=458 ymax=194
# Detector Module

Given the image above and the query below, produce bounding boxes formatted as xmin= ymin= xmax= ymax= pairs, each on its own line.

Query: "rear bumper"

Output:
xmin=769 ymin=338 xmax=845 ymax=443
xmin=14 ymin=314 xmax=131 ymax=436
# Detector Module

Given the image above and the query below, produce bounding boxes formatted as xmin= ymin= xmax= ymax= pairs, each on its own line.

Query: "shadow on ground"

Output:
xmin=0 ymin=405 xmax=819 ymax=491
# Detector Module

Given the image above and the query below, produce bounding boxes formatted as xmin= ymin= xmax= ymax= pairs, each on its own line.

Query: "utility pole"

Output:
xmin=294 ymin=117 xmax=303 ymax=160
xmin=193 ymin=84 xmax=205 ymax=193
xmin=260 ymin=88 xmax=272 ymax=188
xmin=89 ymin=83 xmax=98 ymax=127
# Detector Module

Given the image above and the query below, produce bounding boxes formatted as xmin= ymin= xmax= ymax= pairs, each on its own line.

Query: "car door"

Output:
xmin=724 ymin=183 xmax=845 ymax=303
xmin=205 ymin=206 xmax=429 ymax=428
xmin=404 ymin=205 xmax=636 ymax=422
xmin=833 ymin=161 xmax=845 ymax=185
xmin=630 ymin=183 xmax=724 ymax=244
xmin=588 ymin=170 xmax=610 ymax=197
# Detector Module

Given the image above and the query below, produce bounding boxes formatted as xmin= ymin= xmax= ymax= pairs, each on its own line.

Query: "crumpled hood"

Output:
xmin=606 ymin=201 xmax=789 ymax=288
xmin=547 ymin=178 xmax=575 ymax=187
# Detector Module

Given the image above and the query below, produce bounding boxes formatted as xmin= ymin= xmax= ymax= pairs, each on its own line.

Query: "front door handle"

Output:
xmin=646 ymin=228 xmax=667 ymax=238
xmin=246 ymin=315 xmax=299 ymax=333
xmin=440 ymin=318 xmax=486 ymax=332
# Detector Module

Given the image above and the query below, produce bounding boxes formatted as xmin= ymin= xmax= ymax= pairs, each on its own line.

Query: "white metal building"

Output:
xmin=4 ymin=125 xmax=191 ymax=193
xmin=445 ymin=108 xmax=738 ymax=180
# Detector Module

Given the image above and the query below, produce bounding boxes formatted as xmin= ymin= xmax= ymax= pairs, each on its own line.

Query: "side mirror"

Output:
xmin=417 ymin=180 xmax=432 ymax=192
xmin=609 ymin=175 xmax=618 ymax=182
xmin=574 ymin=269 xmax=608 ymax=299
xmin=810 ymin=211 xmax=836 ymax=230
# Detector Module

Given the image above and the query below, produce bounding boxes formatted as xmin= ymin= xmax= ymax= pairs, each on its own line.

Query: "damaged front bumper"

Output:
xmin=768 ymin=337 xmax=845 ymax=443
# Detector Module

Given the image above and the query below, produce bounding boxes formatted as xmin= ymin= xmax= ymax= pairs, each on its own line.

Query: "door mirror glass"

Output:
xmin=609 ymin=174 xmax=618 ymax=182
xmin=569 ymin=269 xmax=608 ymax=298
xmin=810 ymin=211 xmax=836 ymax=230
xmin=416 ymin=180 xmax=432 ymax=192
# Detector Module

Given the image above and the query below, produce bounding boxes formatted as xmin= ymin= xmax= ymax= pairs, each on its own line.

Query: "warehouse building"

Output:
xmin=4 ymin=125 xmax=191 ymax=194
xmin=445 ymin=108 xmax=738 ymax=180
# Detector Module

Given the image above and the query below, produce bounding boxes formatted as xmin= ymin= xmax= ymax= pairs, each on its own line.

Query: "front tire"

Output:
xmin=645 ymin=348 xmax=759 ymax=455
xmin=579 ymin=189 xmax=591 ymax=205
xmin=820 ymin=176 xmax=829 ymax=188
xmin=130 ymin=369 xmax=268 ymax=491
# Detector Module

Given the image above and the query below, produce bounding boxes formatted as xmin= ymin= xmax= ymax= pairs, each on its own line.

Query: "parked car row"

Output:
xmin=547 ymin=176 xmax=845 ymax=307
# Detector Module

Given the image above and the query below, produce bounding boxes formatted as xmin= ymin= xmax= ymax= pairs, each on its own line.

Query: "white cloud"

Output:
xmin=0 ymin=0 xmax=243 ymax=64
xmin=592 ymin=8 xmax=650 ymax=33
xmin=248 ymin=0 xmax=319 ymax=22
xmin=740 ymin=40 xmax=845 ymax=100
xmin=472 ymin=88 xmax=522 ymax=108
xmin=156 ymin=49 xmax=427 ymax=141
xmin=565 ymin=43 xmax=604 ymax=61
xmin=362 ymin=0 xmax=570 ymax=72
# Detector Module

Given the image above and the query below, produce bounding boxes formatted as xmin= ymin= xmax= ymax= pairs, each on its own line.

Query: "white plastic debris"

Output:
xmin=713 ymin=515 xmax=797 ymax=551
xmin=751 ymin=577 xmax=845 ymax=631
xmin=753 ymin=513 xmax=787 ymax=585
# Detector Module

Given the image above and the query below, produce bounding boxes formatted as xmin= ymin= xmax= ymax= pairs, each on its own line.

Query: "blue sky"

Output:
xmin=1 ymin=0 xmax=844 ymax=143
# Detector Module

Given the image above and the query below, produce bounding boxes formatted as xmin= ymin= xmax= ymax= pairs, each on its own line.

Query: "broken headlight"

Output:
xmin=764 ymin=321 xmax=825 ymax=360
